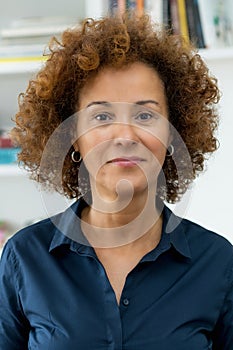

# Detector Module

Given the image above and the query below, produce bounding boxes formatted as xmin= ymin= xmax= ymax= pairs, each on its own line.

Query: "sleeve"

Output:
xmin=0 ymin=240 xmax=29 ymax=350
xmin=212 ymin=255 xmax=233 ymax=350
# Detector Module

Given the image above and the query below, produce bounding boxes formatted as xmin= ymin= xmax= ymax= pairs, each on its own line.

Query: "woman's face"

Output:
xmin=75 ymin=62 xmax=171 ymax=201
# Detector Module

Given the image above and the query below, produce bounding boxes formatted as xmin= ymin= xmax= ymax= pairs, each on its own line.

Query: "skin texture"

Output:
xmin=76 ymin=62 xmax=167 ymax=247
xmin=76 ymin=62 xmax=171 ymax=204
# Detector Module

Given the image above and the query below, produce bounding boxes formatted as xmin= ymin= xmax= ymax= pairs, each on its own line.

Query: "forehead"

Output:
xmin=79 ymin=62 xmax=166 ymax=107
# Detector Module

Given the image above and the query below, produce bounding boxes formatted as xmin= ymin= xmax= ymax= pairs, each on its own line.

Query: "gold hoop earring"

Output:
xmin=71 ymin=151 xmax=82 ymax=163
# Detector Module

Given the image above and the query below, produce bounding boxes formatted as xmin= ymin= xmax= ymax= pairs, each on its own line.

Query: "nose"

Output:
xmin=112 ymin=123 xmax=139 ymax=147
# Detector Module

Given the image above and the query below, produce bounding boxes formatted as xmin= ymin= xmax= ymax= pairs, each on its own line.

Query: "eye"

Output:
xmin=136 ymin=112 xmax=154 ymax=121
xmin=94 ymin=113 xmax=112 ymax=122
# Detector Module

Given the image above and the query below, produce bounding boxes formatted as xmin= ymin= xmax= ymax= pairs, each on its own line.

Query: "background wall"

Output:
xmin=179 ymin=57 xmax=233 ymax=241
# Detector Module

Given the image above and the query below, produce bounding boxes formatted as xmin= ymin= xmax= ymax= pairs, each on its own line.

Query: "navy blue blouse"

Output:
xmin=0 ymin=199 xmax=233 ymax=350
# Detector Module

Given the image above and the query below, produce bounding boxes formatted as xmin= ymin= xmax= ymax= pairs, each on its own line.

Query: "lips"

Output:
xmin=107 ymin=156 xmax=145 ymax=167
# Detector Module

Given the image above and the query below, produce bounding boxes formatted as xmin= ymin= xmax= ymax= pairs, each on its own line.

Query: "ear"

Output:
xmin=167 ymin=132 xmax=173 ymax=147
xmin=73 ymin=140 xmax=79 ymax=152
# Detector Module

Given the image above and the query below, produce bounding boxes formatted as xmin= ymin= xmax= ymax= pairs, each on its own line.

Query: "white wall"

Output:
xmin=170 ymin=56 xmax=233 ymax=242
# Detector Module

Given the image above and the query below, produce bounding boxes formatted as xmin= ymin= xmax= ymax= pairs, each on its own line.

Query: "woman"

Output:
xmin=0 ymin=14 xmax=232 ymax=350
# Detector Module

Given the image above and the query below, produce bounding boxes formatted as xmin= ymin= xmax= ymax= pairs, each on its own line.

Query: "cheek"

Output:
xmin=144 ymin=136 xmax=168 ymax=162
xmin=78 ymin=131 xmax=102 ymax=156
xmin=78 ymin=132 xmax=107 ymax=176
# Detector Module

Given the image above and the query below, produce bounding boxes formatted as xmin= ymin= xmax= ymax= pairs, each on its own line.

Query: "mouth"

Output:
xmin=107 ymin=157 xmax=145 ymax=167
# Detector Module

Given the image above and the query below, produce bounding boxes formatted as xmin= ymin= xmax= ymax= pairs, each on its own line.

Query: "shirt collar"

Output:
xmin=49 ymin=198 xmax=192 ymax=260
xmin=162 ymin=205 xmax=192 ymax=259
xmin=49 ymin=199 xmax=90 ymax=253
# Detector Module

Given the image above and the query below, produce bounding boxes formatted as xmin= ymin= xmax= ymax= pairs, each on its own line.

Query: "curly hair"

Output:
xmin=11 ymin=13 xmax=220 ymax=203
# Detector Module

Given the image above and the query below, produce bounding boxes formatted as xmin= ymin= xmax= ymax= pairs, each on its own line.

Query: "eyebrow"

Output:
xmin=86 ymin=101 xmax=111 ymax=108
xmin=86 ymin=100 xmax=159 ymax=108
xmin=135 ymin=100 xmax=159 ymax=106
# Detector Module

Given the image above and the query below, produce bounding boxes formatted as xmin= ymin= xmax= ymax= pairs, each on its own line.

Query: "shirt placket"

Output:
xmin=97 ymin=257 xmax=123 ymax=350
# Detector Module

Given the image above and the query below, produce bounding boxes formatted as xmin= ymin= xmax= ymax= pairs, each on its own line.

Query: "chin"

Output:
xmin=101 ymin=177 xmax=153 ymax=199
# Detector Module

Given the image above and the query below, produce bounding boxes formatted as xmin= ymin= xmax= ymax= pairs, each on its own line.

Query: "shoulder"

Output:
xmin=2 ymin=199 xmax=82 ymax=259
xmin=181 ymin=215 xmax=233 ymax=266
xmin=164 ymin=205 xmax=233 ymax=266
xmin=182 ymin=216 xmax=232 ymax=247
xmin=3 ymin=213 xmax=61 ymax=258
xmin=164 ymin=205 xmax=232 ymax=252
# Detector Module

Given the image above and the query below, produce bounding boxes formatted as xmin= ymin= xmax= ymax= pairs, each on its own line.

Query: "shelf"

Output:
xmin=0 ymin=46 xmax=232 ymax=76
xmin=199 ymin=47 xmax=233 ymax=61
xmin=0 ymin=164 xmax=26 ymax=176
xmin=0 ymin=58 xmax=46 ymax=74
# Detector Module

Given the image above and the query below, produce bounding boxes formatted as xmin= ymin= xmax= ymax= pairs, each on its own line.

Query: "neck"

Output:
xmin=94 ymin=217 xmax=162 ymax=261
xmin=81 ymin=188 xmax=163 ymax=249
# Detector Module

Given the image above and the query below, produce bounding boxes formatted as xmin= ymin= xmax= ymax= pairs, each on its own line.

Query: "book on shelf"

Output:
xmin=198 ymin=0 xmax=233 ymax=49
xmin=118 ymin=0 xmax=126 ymax=14
xmin=1 ymin=24 xmax=70 ymax=40
xmin=163 ymin=0 xmax=172 ymax=31
xmin=0 ymin=129 xmax=20 ymax=165
xmin=185 ymin=0 xmax=205 ymax=48
xmin=0 ymin=147 xmax=20 ymax=165
xmin=177 ymin=0 xmax=189 ymax=42
xmin=126 ymin=0 xmax=137 ymax=10
xmin=0 ymin=16 xmax=76 ymax=63
xmin=109 ymin=0 xmax=119 ymax=15
xmin=198 ymin=0 xmax=221 ymax=49
xmin=0 ymin=16 xmax=76 ymax=46
xmin=137 ymin=0 xmax=144 ymax=16
xmin=170 ymin=0 xmax=180 ymax=35
xmin=0 ymin=130 xmax=13 ymax=148
xmin=109 ymin=0 xmax=145 ymax=16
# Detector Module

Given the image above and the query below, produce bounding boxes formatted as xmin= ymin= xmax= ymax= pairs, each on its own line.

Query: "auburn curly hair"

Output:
xmin=11 ymin=13 xmax=220 ymax=203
